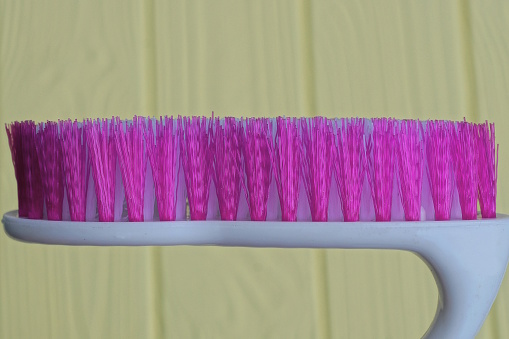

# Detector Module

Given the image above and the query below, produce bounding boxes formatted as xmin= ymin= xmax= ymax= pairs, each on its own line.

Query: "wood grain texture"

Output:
xmin=0 ymin=1 xmax=150 ymax=338
xmin=310 ymin=1 xmax=467 ymax=337
xmin=153 ymin=0 xmax=309 ymax=116
xmin=469 ymin=2 xmax=509 ymax=338
xmin=311 ymin=0 xmax=468 ymax=120
xmin=160 ymin=247 xmax=316 ymax=339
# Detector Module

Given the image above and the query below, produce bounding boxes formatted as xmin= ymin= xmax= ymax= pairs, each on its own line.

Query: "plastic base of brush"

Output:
xmin=4 ymin=210 xmax=509 ymax=339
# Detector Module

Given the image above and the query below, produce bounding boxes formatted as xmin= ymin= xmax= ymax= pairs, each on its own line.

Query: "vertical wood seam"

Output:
xmin=142 ymin=0 xmax=157 ymax=115
xmin=298 ymin=0 xmax=317 ymax=116
xmin=458 ymin=0 xmax=479 ymax=122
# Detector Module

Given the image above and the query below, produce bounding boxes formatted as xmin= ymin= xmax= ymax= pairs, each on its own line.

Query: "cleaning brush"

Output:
xmin=5 ymin=116 xmax=499 ymax=222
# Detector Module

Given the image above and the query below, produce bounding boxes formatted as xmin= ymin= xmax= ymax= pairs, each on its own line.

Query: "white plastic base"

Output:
xmin=3 ymin=210 xmax=509 ymax=339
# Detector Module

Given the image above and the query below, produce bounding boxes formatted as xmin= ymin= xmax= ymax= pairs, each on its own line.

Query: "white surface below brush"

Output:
xmin=3 ymin=211 xmax=509 ymax=339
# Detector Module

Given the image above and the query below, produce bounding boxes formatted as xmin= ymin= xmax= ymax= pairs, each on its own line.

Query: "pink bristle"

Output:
xmin=21 ymin=122 xmax=44 ymax=219
xmin=36 ymin=122 xmax=64 ymax=220
xmin=86 ymin=118 xmax=116 ymax=222
xmin=180 ymin=115 xmax=213 ymax=220
xmin=114 ymin=116 xmax=147 ymax=222
xmin=273 ymin=117 xmax=301 ymax=222
xmin=452 ymin=120 xmax=478 ymax=220
xmin=366 ymin=118 xmax=395 ymax=221
xmin=144 ymin=116 xmax=180 ymax=221
xmin=213 ymin=117 xmax=243 ymax=221
xmin=477 ymin=121 xmax=498 ymax=218
xmin=5 ymin=121 xmax=44 ymax=219
xmin=301 ymin=117 xmax=333 ymax=222
xmin=425 ymin=120 xmax=454 ymax=221
xmin=6 ymin=122 xmax=28 ymax=217
xmin=59 ymin=119 xmax=88 ymax=221
xmin=334 ymin=118 xmax=366 ymax=222
xmin=241 ymin=118 xmax=273 ymax=221
xmin=396 ymin=120 xmax=423 ymax=221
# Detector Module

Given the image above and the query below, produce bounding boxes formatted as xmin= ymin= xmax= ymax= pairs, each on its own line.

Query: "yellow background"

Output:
xmin=1 ymin=0 xmax=508 ymax=338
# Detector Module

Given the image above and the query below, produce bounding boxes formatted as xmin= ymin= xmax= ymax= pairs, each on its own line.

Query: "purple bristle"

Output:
xmin=452 ymin=120 xmax=478 ymax=220
xmin=180 ymin=115 xmax=213 ymax=220
xmin=59 ymin=119 xmax=88 ymax=221
xmin=273 ymin=117 xmax=301 ymax=222
xmin=301 ymin=117 xmax=333 ymax=222
xmin=241 ymin=118 xmax=273 ymax=221
xmin=366 ymin=118 xmax=395 ymax=221
xmin=213 ymin=117 xmax=243 ymax=221
xmin=425 ymin=120 xmax=454 ymax=221
xmin=334 ymin=118 xmax=366 ymax=222
xmin=396 ymin=120 xmax=423 ymax=221
xmin=114 ymin=116 xmax=147 ymax=222
xmin=36 ymin=121 xmax=64 ymax=220
xmin=145 ymin=116 xmax=180 ymax=221
xmin=6 ymin=122 xmax=27 ymax=217
xmin=6 ymin=121 xmax=44 ymax=219
xmin=86 ymin=118 xmax=116 ymax=222
xmin=476 ymin=121 xmax=498 ymax=219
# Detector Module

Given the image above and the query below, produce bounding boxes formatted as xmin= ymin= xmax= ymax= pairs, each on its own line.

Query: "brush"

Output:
xmin=4 ymin=116 xmax=499 ymax=222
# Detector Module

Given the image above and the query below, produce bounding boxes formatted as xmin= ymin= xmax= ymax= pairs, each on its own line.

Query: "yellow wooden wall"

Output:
xmin=0 ymin=0 xmax=508 ymax=338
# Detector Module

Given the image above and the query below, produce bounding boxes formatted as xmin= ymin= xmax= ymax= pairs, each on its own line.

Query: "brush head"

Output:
xmin=4 ymin=116 xmax=499 ymax=222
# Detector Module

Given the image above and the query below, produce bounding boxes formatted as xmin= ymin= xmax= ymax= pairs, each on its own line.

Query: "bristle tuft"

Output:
xmin=477 ymin=121 xmax=498 ymax=218
xmin=426 ymin=120 xmax=454 ymax=221
xmin=59 ymin=119 xmax=88 ymax=221
xmin=213 ymin=117 xmax=243 ymax=221
xmin=334 ymin=118 xmax=366 ymax=222
xmin=273 ymin=117 xmax=301 ymax=222
xmin=145 ymin=116 xmax=180 ymax=221
xmin=241 ymin=118 xmax=273 ymax=221
xmin=180 ymin=116 xmax=213 ymax=220
xmin=86 ymin=118 xmax=116 ymax=222
xmin=301 ymin=117 xmax=333 ymax=222
xmin=114 ymin=116 xmax=147 ymax=222
xmin=367 ymin=118 xmax=395 ymax=221
xmin=396 ymin=120 xmax=423 ymax=221
xmin=36 ymin=121 xmax=64 ymax=220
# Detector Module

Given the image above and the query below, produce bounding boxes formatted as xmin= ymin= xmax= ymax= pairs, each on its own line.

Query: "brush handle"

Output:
xmin=3 ymin=211 xmax=509 ymax=339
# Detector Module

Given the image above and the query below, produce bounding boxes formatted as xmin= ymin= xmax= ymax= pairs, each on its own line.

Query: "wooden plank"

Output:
xmin=0 ymin=1 xmax=150 ymax=338
xmin=311 ymin=1 xmax=468 ymax=120
xmin=469 ymin=2 xmax=509 ymax=338
xmin=153 ymin=1 xmax=318 ymax=338
xmin=310 ymin=1 xmax=468 ymax=337
xmin=153 ymin=1 xmax=309 ymax=116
